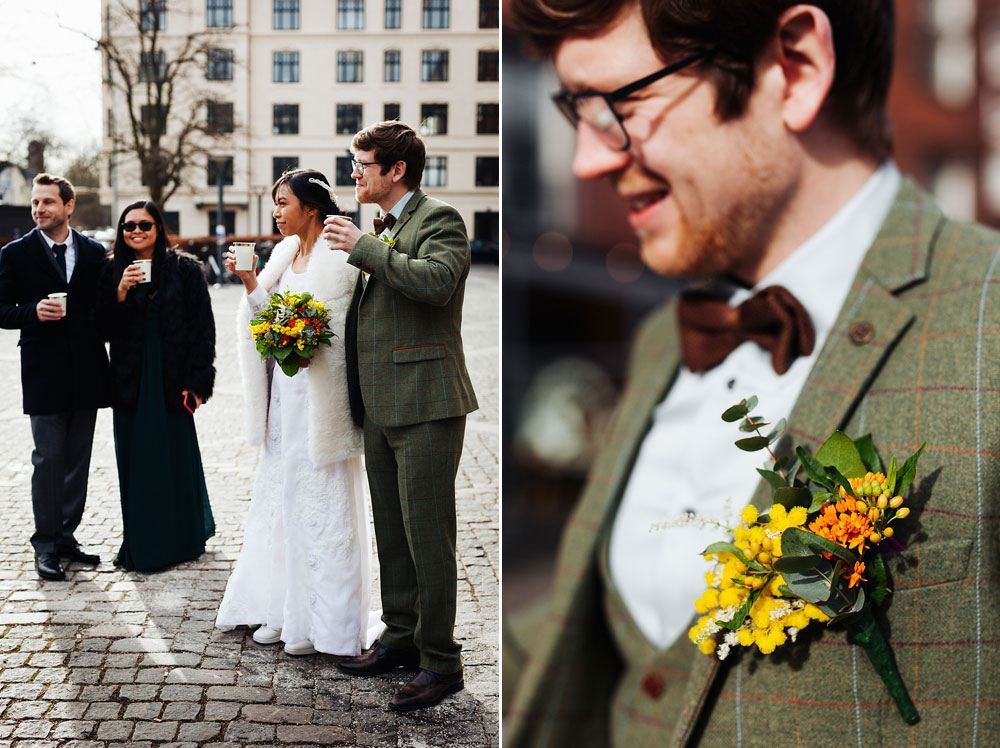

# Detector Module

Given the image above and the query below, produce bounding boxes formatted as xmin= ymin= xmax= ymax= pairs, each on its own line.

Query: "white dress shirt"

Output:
xmin=39 ymin=228 xmax=76 ymax=280
xmin=608 ymin=162 xmax=903 ymax=650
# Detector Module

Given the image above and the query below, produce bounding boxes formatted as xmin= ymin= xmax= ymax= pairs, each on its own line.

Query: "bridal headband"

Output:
xmin=308 ymin=177 xmax=337 ymax=201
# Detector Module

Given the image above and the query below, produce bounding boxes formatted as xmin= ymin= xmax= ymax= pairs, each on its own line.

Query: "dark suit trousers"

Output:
xmin=363 ymin=414 xmax=466 ymax=675
xmin=29 ymin=409 xmax=98 ymax=553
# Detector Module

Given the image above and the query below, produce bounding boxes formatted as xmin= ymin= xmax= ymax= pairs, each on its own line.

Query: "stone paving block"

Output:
xmin=83 ymin=702 xmax=121 ymax=720
xmin=166 ymin=668 xmax=235 ymax=685
xmin=95 ymin=719 xmax=134 ymax=740
xmin=159 ymin=684 xmax=204 ymax=701
xmin=203 ymin=701 xmax=241 ymax=721
xmin=50 ymin=720 xmax=96 ymax=739
xmin=140 ymin=651 xmax=202 ymax=667
xmin=11 ymin=719 xmax=52 ymax=738
xmin=136 ymin=666 xmax=168 ymax=683
xmin=177 ymin=721 xmax=222 ymax=741
xmin=224 ymin=719 xmax=276 ymax=742
xmin=162 ymin=701 xmax=201 ymax=720
xmin=206 ymin=685 xmax=273 ymax=702
xmin=122 ymin=702 xmax=163 ymax=720
xmin=242 ymin=704 xmax=313 ymax=724
xmin=3 ymin=701 xmax=48 ymax=719
xmin=46 ymin=701 xmax=89 ymax=719
xmin=132 ymin=720 xmax=179 ymax=741
xmin=277 ymin=724 xmax=354 ymax=744
xmin=275 ymin=686 xmax=313 ymax=706
xmin=108 ymin=638 xmax=171 ymax=653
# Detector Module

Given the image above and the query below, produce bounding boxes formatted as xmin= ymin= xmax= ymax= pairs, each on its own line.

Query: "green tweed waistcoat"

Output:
xmin=504 ymin=179 xmax=1000 ymax=747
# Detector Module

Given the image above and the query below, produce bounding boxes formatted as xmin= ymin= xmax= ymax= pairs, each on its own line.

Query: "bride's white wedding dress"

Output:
xmin=216 ymin=264 xmax=382 ymax=654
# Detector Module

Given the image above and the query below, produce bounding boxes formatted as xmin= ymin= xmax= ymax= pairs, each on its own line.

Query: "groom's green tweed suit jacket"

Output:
xmin=347 ymin=188 xmax=478 ymax=427
xmin=505 ymin=179 xmax=1000 ymax=747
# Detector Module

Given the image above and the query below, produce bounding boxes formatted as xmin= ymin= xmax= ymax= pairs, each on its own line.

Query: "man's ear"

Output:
xmin=772 ymin=5 xmax=836 ymax=133
xmin=391 ymin=160 xmax=407 ymax=184
xmin=64 ymin=198 xmax=76 ymax=219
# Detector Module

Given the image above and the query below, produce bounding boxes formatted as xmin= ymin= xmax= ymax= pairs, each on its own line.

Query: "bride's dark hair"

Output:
xmin=271 ymin=168 xmax=342 ymax=223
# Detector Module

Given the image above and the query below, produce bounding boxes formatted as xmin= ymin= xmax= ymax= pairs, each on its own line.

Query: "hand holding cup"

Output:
xmin=323 ymin=215 xmax=363 ymax=252
xmin=117 ymin=263 xmax=147 ymax=302
xmin=35 ymin=297 xmax=66 ymax=322
xmin=225 ymin=246 xmax=259 ymax=294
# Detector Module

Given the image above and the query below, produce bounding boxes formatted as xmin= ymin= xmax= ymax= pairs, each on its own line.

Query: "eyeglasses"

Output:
xmin=351 ymin=159 xmax=380 ymax=172
xmin=122 ymin=221 xmax=155 ymax=232
xmin=552 ymin=50 xmax=712 ymax=151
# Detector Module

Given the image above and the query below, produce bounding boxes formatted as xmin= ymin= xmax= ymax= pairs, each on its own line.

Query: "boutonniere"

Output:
xmin=690 ymin=396 xmax=925 ymax=725
xmin=368 ymin=232 xmax=397 ymax=248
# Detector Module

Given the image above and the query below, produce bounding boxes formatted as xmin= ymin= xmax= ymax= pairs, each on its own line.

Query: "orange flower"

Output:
xmin=808 ymin=495 xmax=874 ymax=556
xmin=848 ymin=561 xmax=867 ymax=588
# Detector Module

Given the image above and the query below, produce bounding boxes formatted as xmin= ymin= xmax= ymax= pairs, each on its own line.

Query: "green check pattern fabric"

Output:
xmin=504 ymin=179 xmax=1000 ymax=747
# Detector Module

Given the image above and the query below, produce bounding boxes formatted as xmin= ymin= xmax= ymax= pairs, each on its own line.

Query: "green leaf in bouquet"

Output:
xmin=782 ymin=559 xmax=835 ymax=603
xmin=700 ymin=541 xmax=754 ymax=568
xmin=719 ymin=586 xmax=764 ymax=631
xmin=854 ymin=434 xmax=883 ymax=474
xmin=796 ymin=445 xmax=833 ymax=490
xmin=895 ymin=442 xmax=927 ymax=497
xmin=767 ymin=418 xmax=786 ymax=444
xmin=818 ymin=581 xmax=865 ymax=621
xmin=808 ymin=490 xmax=834 ymax=514
xmin=773 ymin=553 xmax=823 ymax=573
xmin=735 ymin=436 xmax=770 ymax=452
xmin=739 ymin=416 xmax=768 ymax=433
xmin=273 ymin=346 xmax=294 ymax=363
xmin=278 ymin=358 xmax=301 ymax=377
xmin=815 ymin=430 xmax=867 ymax=479
xmin=756 ymin=468 xmax=788 ymax=489
xmin=886 ymin=455 xmax=898 ymax=495
xmin=869 ymin=551 xmax=889 ymax=606
xmin=777 ymin=585 xmax=796 ymax=597
xmin=722 ymin=402 xmax=750 ymax=422
xmin=782 ymin=526 xmax=858 ymax=566
xmin=824 ymin=465 xmax=855 ymax=498
xmin=744 ymin=395 xmax=758 ymax=413
xmin=773 ymin=486 xmax=812 ymax=510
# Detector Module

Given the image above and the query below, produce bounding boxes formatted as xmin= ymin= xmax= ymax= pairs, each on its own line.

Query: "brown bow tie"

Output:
xmin=373 ymin=213 xmax=396 ymax=234
xmin=677 ymin=285 xmax=815 ymax=375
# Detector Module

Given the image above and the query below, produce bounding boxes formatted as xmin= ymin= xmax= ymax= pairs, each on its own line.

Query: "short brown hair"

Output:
xmin=32 ymin=173 xmax=75 ymax=205
xmin=352 ymin=121 xmax=426 ymax=190
xmin=508 ymin=0 xmax=894 ymax=162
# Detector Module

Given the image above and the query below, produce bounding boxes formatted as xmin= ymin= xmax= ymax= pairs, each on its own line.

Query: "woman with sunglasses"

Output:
xmin=215 ymin=168 xmax=380 ymax=658
xmin=100 ymin=200 xmax=216 ymax=571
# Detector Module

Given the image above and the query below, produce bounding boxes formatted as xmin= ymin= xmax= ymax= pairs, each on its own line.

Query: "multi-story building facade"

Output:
xmin=100 ymin=0 xmax=499 ymax=245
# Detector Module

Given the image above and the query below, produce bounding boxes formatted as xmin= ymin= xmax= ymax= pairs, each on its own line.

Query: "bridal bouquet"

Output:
xmin=689 ymin=397 xmax=925 ymax=724
xmin=249 ymin=290 xmax=335 ymax=377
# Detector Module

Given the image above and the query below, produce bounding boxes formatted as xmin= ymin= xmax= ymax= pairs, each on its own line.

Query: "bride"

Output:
xmin=216 ymin=168 xmax=381 ymax=655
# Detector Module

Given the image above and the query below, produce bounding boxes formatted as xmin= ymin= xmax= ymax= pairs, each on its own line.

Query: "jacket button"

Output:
xmin=641 ymin=672 xmax=665 ymax=700
xmin=849 ymin=321 xmax=874 ymax=345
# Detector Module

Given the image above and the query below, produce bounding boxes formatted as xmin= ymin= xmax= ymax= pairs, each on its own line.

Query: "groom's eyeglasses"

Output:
xmin=351 ymin=159 xmax=380 ymax=172
xmin=122 ymin=221 xmax=155 ymax=232
xmin=552 ymin=49 xmax=712 ymax=151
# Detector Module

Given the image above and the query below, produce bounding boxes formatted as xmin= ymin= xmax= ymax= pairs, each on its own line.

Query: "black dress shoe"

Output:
xmin=35 ymin=552 xmax=66 ymax=581
xmin=59 ymin=544 xmax=100 ymax=566
xmin=388 ymin=668 xmax=464 ymax=712
xmin=336 ymin=642 xmax=421 ymax=675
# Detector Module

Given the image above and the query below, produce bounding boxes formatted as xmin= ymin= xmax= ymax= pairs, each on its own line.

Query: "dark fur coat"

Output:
xmin=100 ymin=250 xmax=215 ymax=413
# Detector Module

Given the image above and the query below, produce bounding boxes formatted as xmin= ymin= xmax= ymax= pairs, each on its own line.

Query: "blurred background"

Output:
xmin=502 ymin=0 xmax=1000 ymax=615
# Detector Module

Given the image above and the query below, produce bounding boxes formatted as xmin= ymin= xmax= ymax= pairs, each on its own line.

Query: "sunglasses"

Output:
xmin=122 ymin=221 xmax=155 ymax=232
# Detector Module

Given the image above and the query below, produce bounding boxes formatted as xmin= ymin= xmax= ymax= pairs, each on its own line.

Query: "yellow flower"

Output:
xmin=741 ymin=505 xmax=759 ymax=525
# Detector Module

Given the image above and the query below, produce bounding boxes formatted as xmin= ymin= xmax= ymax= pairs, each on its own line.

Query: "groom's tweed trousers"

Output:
xmin=504 ymin=179 xmax=1000 ymax=746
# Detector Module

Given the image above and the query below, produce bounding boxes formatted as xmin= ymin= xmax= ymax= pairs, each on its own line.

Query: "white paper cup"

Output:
xmin=132 ymin=259 xmax=152 ymax=283
xmin=325 ymin=215 xmax=341 ymax=247
xmin=47 ymin=292 xmax=67 ymax=314
xmin=233 ymin=242 xmax=255 ymax=272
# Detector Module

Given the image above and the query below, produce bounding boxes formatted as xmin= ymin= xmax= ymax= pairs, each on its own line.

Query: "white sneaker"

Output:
xmin=284 ymin=639 xmax=316 ymax=656
xmin=252 ymin=625 xmax=282 ymax=645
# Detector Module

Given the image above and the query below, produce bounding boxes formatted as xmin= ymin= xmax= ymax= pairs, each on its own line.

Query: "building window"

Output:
xmin=206 ymin=0 xmax=233 ymax=27
xmin=337 ymin=51 xmax=364 ymax=83
xmin=338 ymin=0 xmax=364 ymax=29
xmin=273 ymin=156 xmax=299 ymax=182
xmin=140 ymin=0 xmax=166 ymax=31
xmin=205 ymin=101 xmax=234 ymax=134
xmin=421 ymin=50 xmax=448 ymax=82
xmin=420 ymin=104 xmax=448 ymax=136
xmin=139 ymin=51 xmax=166 ymax=82
xmin=140 ymin=104 xmax=164 ymax=137
xmin=383 ymin=50 xmax=400 ymax=83
xmin=384 ymin=102 xmax=400 ymax=121
xmin=273 ymin=104 xmax=299 ymax=134
xmin=385 ymin=0 xmax=401 ymax=28
xmin=207 ymin=210 xmax=235 ymax=236
xmin=274 ymin=0 xmax=300 ymax=30
xmin=206 ymin=48 xmax=233 ymax=80
xmin=423 ymin=156 xmax=447 ymax=187
xmin=337 ymin=104 xmax=363 ymax=134
xmin=479 ymin=0 xmax=498 ymax=28
xmin=476 ymin=103 xmax=498 ymax=134
xmin=423 ymin=0 xmax=449 ymax=29
xmin=273 ymin=51 xmax=300 ymax=83
xmin=478 ymin=50 xmax=498 ymax=81
xmin=207 ymin=156 xmax=234 ymax=187
xmin=475 ymin=156 xmax=498 ymax=187
xmin=335 ymin=156 xmax=355 ymax=186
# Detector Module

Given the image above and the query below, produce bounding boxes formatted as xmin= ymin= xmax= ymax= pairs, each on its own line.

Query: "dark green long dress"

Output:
xmin=113 ymin=295 xmax=215 ymax=570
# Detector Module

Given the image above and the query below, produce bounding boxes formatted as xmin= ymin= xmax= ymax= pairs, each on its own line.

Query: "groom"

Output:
xmin=323 ymin=121 xmax=478 ymax=711
xmin=0 ymin=173 xmax=108 ymax=581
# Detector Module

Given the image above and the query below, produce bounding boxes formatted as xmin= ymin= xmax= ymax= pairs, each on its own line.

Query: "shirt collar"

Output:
xmin=39 ymin=228 xmax=74 ymax=251
xmin=386 ymin=190 xmax=415 ymax=219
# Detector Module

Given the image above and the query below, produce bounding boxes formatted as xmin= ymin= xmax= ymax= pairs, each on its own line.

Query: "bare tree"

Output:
xmin=95 ymin=0 xmax=235 ymax=206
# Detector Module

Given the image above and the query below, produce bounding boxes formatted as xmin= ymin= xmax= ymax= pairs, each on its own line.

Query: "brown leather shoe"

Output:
xmin=388 ymin=668 xmax=464 ymax=712
xmin=336 ymin=642 xmax=421 ymax=676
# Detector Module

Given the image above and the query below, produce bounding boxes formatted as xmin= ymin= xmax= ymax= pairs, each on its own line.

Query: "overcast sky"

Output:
xmin=0 ymin=0 xmax=102 ymax=172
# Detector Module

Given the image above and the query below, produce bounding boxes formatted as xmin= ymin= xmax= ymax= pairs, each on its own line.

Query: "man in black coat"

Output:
xmin=0 ymin=173 xmax=110 ymax=580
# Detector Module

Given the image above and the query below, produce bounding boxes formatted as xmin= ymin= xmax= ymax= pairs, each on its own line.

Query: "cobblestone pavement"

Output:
xmin=0 ymin=266 xmax=499 ymax=747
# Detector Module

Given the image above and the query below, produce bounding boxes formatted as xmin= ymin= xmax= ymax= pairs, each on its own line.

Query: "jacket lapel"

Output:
xmin=387 ymin=189 xmax=425 ymax=242
xmin=29 ymin=228 xmax=66 ymax=284
xmin=673 ymin=178 xmax=941 ymax=744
